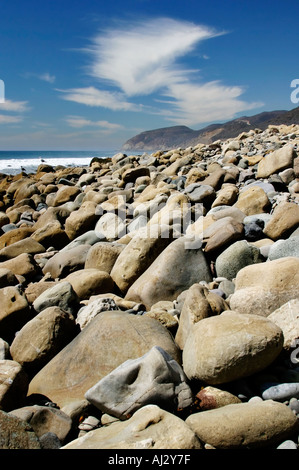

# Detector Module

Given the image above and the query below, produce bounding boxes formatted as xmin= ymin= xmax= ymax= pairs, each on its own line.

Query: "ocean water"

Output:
xmin=0 ymin=150 xmax=143 ymax=175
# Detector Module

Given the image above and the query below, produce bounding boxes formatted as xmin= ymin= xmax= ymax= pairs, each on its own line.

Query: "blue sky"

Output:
xmin=0 ymin=0 xmax=298 ymax=150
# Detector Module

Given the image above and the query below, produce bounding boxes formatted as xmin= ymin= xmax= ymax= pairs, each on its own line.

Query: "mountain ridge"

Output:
xmin=122 ymin=106 xmax=299 ymax=151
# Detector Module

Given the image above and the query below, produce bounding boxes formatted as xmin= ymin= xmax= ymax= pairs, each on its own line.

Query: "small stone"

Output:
xmin=261 ymin=382 xmax=299 ymax=402
xmin=277 ymin=440 xmax=298 ymax=449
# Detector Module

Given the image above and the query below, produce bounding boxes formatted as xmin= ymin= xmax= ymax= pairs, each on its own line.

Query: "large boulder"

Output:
xmin=84 ymin=241 xmax=124 ymax=273
xmin=0 ymin=238 xmax=45 ymax=261
xmin=10 ymin=306 xmax=78 ymax=376
xmin=42 ymin=244 xmax=91 ymax=279
xmin=110 ymin=225 xmax=174 ymax=293
xmin=257 ymin=144 xmax=296 ymax=178
xmin=229 ymin=257 xmax=299 ymax=316
xmin=62 ymin=404 xmax=201 ymax=449
xmin=33 ymin=281 xmax=80 ymax=316
xmin=125 ymin=236 xmax=212 ymax=310
xmin=185 ymin=400 xmax=298 ymax=449
xmin=64 ymin=268 xmax=114 ymax=300
xmin=27 ymin=311 xmax=181 ymax=408
xmin=215 ymin=240 xmax=264 ymax=280
xmin=0 ymin=285 xmax=31 ymax=342
xmin=0 ymin=360 xmax=29 ymax=411
xmin=85 ymin=346 xmax=192 ymax=419
xmin=175 ymin=283 xmax=229 ymax=350
xmin=182 ymin=311 xmax=283 ymax=384
xmin=263 ymin=202 xmax=299 ymax=240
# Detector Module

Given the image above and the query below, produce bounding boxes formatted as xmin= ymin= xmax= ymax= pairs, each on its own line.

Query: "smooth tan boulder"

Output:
xmin=28 ymin=311 xmax=181 ymax=408
xmin=64 ymin=268 xmax=114 ymax=300
xmin=10 ymin=306 xmax=78 ymax=376
xmin=212 ymin=184 xmax=239 ymax=208
xmin=0 ymin=253 xmax=38 ymax=281
xmin=84 ymin=242 xmax=124 ymax=273
xmin=0 ymin=285 xmax=31 ymax=342
xmin=257 ymin=144 xmax=295 ymax=178
xmin=263 ymin=201 xmax=299 ymax=240
xmin=31 ymin=219 xmax=69 ymax=250
xmin=0 ymin=238 xmax=45 ymax=262
xmin=0 ymin=227 xmax=34 ymax=250
xmin=0 ymin=360 xmax=29 ymax=411
xmin=202 ymin=216 xmax=244 ymax=253
xmin=52 ymin=185 xmax=81 ymax=207
xmin=110 ymin=225 xmax=174 ymax=293
xmin=268 ymin=299 xmax=299 ymax=349
xmin=125 ymin=236 xmax=212 ymax=310
xmin=229 ymin=257 xmax=299 ymax=316
xmin=182 ymin=311 xmax=283 ymax=384
xmin=62 ymin=404 xmax=201 ymax=449
xmin=234 ymin=186 xmax=271 ymax=216
xmin=64 ymin=201 xmax=98 ymax=241
xmin=175 ymin=283 xmax=229 ymax=350
xmin=185 ymin=400 xmax=298 ymax=449
xmin=42 ymin=244 xmax=91 ymax=279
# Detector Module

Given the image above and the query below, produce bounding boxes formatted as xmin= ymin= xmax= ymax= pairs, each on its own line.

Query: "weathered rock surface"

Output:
xmin=229 ymin=257 xmax=299 ymax=316
xmin=182 ymin=311 xmax=283 ymax=384
xmin=62 ymin=404 xmax=201 ymax=449
xmin=125 ymin=236 xmax=212 ymax=309
xmin=85 ymin=346 xmax=192 ymax=419
xmin=185 ymin=400 xmax=298 ymax=449
xmin=27 ymin=311 xmax=181 ymax=408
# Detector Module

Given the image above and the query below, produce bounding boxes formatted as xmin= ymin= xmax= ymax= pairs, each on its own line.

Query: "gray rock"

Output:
xmin=85 ymin=346 xmax=192 ymax=420
xmin=39 ymin=432 xmax=62 ymax=449
xmin=268 ymin=236 xmax=299 ymax=260
xmin=261 ymin=382 xmax=299 ymax=402
xmin=60 ymin=230 xmax=103 ymax=252
xmin=289 ymin=398 xmax=299 ymax=415
xmin=277 ymin=440 xmax=298 ymax=449
xmin=33 ymin=281 xmax=80 ymax=315
xmin=42 ymin=244 xmax=91 ymax=279
xmin=184 ymin=183 xmax=215 ymax=205
xmin=215 ymin=240 xmax=263 ymax=281
xmin=125 ymin=236 xmax=212 ymax=310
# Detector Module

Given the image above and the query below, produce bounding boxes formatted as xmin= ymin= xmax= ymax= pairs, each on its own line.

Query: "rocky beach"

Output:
xmin=0 ymin=123 xmax=299 ymax=450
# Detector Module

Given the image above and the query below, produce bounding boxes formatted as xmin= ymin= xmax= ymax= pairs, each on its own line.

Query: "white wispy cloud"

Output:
xmin=87 ymin=17 xmax=221 ymax=96
xmin=59 ymin=86 xmax=142 ymax=111
xmin=61 ymin=17 xmax=262 ymax=126
xmin=38 ymin=72 xmax=56 ymax=83
xmin=0 ymin=114 xmax=23 ymax=124
xmin=22 ymin=72 xmax=56 ymax=83
xmin=0 ymin=99 xmax=29 ymax=112
xmin=65 ymin=115 xmax=123 ymax=130
xmin=161 ymin=81 xmax=263 ymax=125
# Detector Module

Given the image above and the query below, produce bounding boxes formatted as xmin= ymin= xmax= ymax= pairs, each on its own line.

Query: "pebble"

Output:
xmin=0 ymin=123 xmax=299 ymax=449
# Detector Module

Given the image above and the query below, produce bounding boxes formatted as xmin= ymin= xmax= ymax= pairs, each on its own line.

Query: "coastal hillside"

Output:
xmin=122 ymin=106 xmax=299 ymax=151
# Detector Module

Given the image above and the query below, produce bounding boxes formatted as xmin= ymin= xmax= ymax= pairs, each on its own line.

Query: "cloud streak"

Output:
xmin=61 ymin=17 xmax=262 ymax=127
xmin=65 ymin=115 xmax=124 ymax=130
